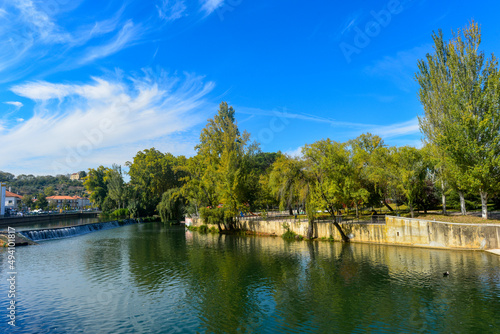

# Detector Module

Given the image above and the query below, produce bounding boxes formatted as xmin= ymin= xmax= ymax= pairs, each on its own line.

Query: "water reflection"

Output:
xmin=0 ymin=223 xmax=499 ymax=333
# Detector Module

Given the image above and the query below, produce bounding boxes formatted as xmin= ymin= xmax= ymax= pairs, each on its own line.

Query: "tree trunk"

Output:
xmin=355 ymin=202 xmax=359 ymax=218
xmin=383 ymin=200 xmax=394 ymax=212
xmin=288 ymin=206 xmax=293 ymax=216
xmin=307 ymin=220 xmax=314 ymax=239
xmin=441 ymin=180 xmax=447 ymax=215
xmin=480 ymin=191 xmax=488 ymax=220
xmin=459 ymin=191 xmax=466 ymax=215
xmin=410 ymin=203 xmax=414 ymax=218
xmin=332 ymin=218 xmax=350 ymax=242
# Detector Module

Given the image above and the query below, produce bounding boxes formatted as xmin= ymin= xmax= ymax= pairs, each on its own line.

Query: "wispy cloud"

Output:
xmin=200 ymin=0 xmax=224 ymax=15
xmin=4 ymin=101 xmax=24 ymax=108
xmin=238 ymin=106 xmax=420 ymax=140
xmin=1 ymin=70 xmax=215 ymax=174
xmin=157 ymin=0 xmax=187 ymax=21
xmin=78 ymin=20 xmax=141 ymax=65
xmin=365 ymin=45 xmax=432 ymax=92
xmin=370 ymin=118 xmax=419 ymax=138
xmin=238 ymin=106 xmax=377 ymax=128
xmin=13 ymin=0 xmax=70 ymax=43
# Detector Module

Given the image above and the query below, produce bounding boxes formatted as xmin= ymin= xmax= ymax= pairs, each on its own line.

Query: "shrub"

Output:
xmin=198 ymin=225 xmax=209 ymax=234
xmin=282 ymin=223 xmax=298 ymax=240
xmin=111 ymin=208 xmax=129 ymax=218
xmin=282 ymin=229 xmax=297 ymax=240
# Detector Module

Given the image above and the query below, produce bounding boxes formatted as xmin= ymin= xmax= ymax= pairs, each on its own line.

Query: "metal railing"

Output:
xmin=236 ymin=214 xmax=387 ymax=225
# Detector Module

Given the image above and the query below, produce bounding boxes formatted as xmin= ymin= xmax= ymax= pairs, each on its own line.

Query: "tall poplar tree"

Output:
xmin=416 ymin=21 xmax=500 ymax=219
xmin=194 ymin=102 xmax=250 ymax=229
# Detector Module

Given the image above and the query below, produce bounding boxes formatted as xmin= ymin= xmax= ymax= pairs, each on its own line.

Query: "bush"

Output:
xmin=142 ymin=216 xmax=161 ymax=222
xmin=281 ymin=224 xmax=297 ymax=240
xmin=111 ymin=208 xmax=129 ymax=218
xmin=198 ymin=225 xmax=209 ymax=234
xmin=282 ymin=230 xmax=297 ymax=240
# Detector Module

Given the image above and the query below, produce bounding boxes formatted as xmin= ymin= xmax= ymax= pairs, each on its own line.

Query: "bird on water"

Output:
xmin=443 ymin=271 xmax=450 ymax=277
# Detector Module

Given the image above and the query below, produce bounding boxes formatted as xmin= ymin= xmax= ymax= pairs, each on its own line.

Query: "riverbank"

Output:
xmin=190 ymin=215 xmax=500 ymax=251
xmin=0 ymin=231 xmax=37 ymax=246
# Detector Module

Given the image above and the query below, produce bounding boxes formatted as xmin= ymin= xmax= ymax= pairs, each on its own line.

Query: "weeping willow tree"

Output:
xmin=157 ymin=188 xmax=185 ymax=224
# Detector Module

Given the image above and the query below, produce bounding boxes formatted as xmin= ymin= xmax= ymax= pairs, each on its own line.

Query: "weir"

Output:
xmin=19 ymin=219 xmax=138 ymax=242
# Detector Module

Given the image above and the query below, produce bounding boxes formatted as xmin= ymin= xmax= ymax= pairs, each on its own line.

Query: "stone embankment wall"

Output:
xmin=190 ymin=216 xmax=500 ymax=250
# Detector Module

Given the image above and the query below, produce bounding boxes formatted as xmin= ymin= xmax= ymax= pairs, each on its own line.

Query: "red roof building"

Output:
xmin=47 ymin=196 xmax=91 ymax=209
xmin=5 ymin=191 xmax=23 ymax=210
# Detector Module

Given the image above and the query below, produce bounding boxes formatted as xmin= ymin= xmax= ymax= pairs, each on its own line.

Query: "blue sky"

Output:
xmin=1 ymin=0 xmax=500 ymax=175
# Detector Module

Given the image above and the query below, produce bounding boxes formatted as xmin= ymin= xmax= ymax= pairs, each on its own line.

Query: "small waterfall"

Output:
xmin=20 ymin=219 xmax=138 ymax=242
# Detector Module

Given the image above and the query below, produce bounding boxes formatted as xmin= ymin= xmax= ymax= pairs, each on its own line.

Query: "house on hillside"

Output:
xmin=70 ymin=173 xmax=80 ymax=181
xmin=47 ymin=195 xmax=91 ymax=209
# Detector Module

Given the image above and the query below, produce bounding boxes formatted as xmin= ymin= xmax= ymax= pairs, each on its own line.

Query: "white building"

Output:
xmin=47 ymin=195 xmax=91 ymax=209
xmin=5 ymin=190 xmax=23 ymax=210
xmin=0 ymin=183 xmax=5 ymax=216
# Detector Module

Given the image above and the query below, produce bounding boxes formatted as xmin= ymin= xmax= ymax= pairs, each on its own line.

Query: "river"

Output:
xmin=1 ymin=222 xmax=499 ymax=333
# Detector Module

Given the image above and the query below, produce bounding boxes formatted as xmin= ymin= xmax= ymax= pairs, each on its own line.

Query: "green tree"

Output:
xmin=126 ymin=148 xmax=183 ymax=215
xmin=303 ymin=139 xmax=354 ymax=242
xmin=268 ymin=154 xmax=306 ymax=216
xmin=22 ymin=194 xmax=33 ymax=210
xmin=157 ymin=188 xmax=185 ymax=223
xmin=416 ymin=21 xmax=500 ymax=219
xmin=36 ymin=193 xmax=48 ymax=210
xmin=44 ymin=186 xmax=55 ymax=197
xmin=191 ymin=102 xmax=250 ymax=230
xmin=83 ymin=166 xmax=110 ymax=209
xmin=389 ymin=147 xmax=428 ymax=218
xmin=105 ymin=164 xmax=127 ymax=210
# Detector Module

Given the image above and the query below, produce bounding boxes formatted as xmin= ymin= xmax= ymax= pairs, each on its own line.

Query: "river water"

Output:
xmin=1 ymin=222 xmax=499 ymax=333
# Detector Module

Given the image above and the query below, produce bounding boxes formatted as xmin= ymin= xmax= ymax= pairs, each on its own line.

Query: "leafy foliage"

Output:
xmin=157 ymin=188 xmax=185 ymax=223
xmin=416 ymin=21 xmax=500 ymax=218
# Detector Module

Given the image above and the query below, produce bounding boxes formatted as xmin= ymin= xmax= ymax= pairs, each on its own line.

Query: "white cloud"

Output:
xmin=238 ymin=106 xmax=420 ymax=141
xmin=4 ymin=101 xmax=24 ymax=108
xmin=157 ymin=0 xmax=187 ymax=21
xmin=285 ymin=146 xmax=303 ymax=158
xmin=238 ymin=106 xmax=376 ymax=128
xmin=12 ymin=82 xmax=74 ymax=101
xmin=365 ymin=45 xmax=432 ymax=92
xmin=79 ymin=20 xmax=141 ymax=65
xmin=200 ymin=0 xmax=224 ymax=15
xmin=1 ymin=71 xmax=215 ymax=175
xmin=369 ymin=118 xmax=420 ymax=138
xmin=0 ymin=2 xmax=143 ymax=82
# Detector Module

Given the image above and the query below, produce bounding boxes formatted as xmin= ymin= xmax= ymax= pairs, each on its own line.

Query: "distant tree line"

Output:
xmin=0 ymin=171 xmax=87 ymax=205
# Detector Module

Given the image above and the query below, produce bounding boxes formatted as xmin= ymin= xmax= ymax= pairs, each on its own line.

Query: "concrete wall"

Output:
xmin=0 ymin=212 xmax=99 ymax=227
xmin=191 ymin=216 xmax=500 ymax=250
